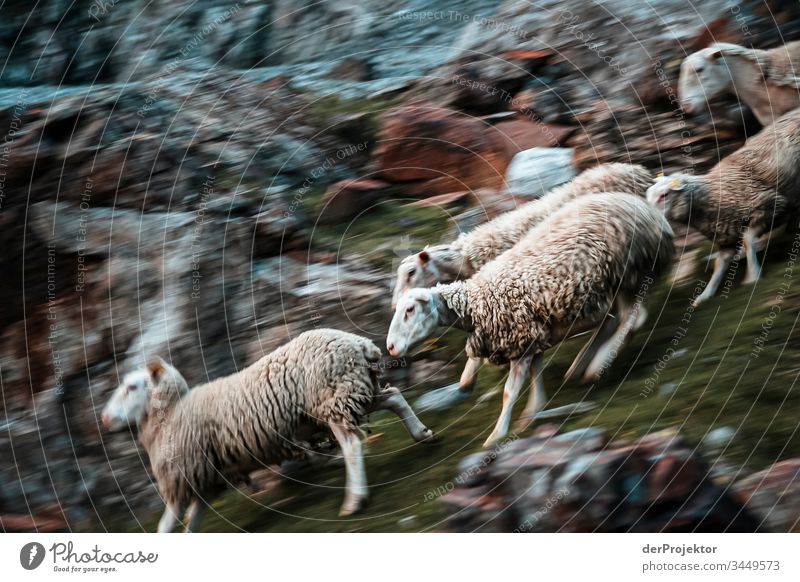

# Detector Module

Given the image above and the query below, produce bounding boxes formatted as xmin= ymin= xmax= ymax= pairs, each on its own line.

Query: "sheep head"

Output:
xmin=647 ymin=174 xmax=696 ymax=223
xmin=101 ymin=356 xmax=188 ymax=431
xmin=678 ymin=45 xmax=733 ymax=115
xmin=391 ymin=245 xmax=464 ymax=309
xmin=387 ymin=288 xmax=439 ymax=357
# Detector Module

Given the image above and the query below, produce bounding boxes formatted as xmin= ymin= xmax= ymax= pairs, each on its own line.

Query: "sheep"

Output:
xmin=646 ymin=107 xmax=800 ymax=306
xmin=101 ymin=329 xmax=436 ymax=532
xmin=391 ymin=163 xmax=652 ymax=401
xmin=392 ymin=163 xmax=652 ymax=305
xmin=678 ymin=41 xmax=800 ymax=126
xmin=387 ymin=193 xmax=674 ymax=448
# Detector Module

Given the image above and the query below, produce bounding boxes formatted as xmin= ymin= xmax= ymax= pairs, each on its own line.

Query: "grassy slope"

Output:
xmin=146 ymin=204 xmax=800 ymax=533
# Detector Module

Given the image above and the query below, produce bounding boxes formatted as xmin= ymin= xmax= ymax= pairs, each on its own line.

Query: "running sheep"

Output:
xmin=101 ymin=329 xmax=436 ymax=532
xmin=647 ymin=108 xmax=800 ymax=306
xmin=391 ymin=163 xmax=652 ymax=397
xmin=679 ymin=41 xmax=800 ymax=126
xmin=387 ymin=193 xmax=674 ymax=448
xmin=392 ymin=163 xmax=652 ymax=305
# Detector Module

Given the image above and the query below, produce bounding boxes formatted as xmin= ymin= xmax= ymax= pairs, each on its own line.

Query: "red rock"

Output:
xmin=375 ymin=103 xmax=513 ymax=190
xmin=407 ymin=190 xmax=471 ymax=208
xmin=493 ymin=118 xmax=575 ymax=152
xmin=0 ymin=505 xmax=69 ymax=532
xmin=500 ymin=49 xmax=554 ymax=62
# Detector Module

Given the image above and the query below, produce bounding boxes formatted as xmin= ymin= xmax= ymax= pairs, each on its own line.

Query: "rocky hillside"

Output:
xmin=1 ymin=0 xmax=800 ymax=532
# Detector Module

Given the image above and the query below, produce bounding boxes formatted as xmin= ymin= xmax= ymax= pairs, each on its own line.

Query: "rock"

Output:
xmin=493 ymin=118 xmax=575 ymax=152
xmin=734 ymin=459 xmax=800 ymax=532
xmin=375 ymin=103 xmax=513 ymax=191
xmin=326 ymin=57 xmax=374 ymax=81
xmin=568 ymin=102 xmax=749 ymax=174
xmin=440 ymin=428 xmax=759 ymax=532
xmin=407 ymin=190 xmax=472 ymax=208
xmin=503 ymin=148 xmax=576 ymax=199
xmin=0 ymin=505 xmax=69 ymax=533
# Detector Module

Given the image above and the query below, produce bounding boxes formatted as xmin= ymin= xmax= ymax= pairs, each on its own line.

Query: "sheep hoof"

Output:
xmin=482 ymin=432 xmax=503 ymax=449
xmin=339 ymin=497 xmax=367 ymax=517
xmin=581 ymin=369 xmax=602 ymax=384
xmin=419 ymin=428 xmax=440 ymax=444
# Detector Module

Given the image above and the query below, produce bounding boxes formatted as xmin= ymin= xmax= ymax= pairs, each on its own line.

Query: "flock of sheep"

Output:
xmin=101 ymin=40 xmax=800 ymax=532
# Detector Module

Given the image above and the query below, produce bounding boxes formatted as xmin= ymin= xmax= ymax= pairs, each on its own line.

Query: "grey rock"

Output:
xmin=503 ymin=148 xmax=576 ymax=199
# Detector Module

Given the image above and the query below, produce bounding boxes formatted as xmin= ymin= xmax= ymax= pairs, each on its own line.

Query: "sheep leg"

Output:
xmin=514 ymin=352 xmax=546 ymax=432
xmin=459 ymin=357 xmax=481 ymax=392
xmin=633 ymin=304 xmax=648 ymax=332
xmin=373 ymin=387 xmax=437 ymax=443
xmin=183 ymin=499 xmax=205 ymax=533
xmin=583 ymin=301 xmax=639 ymax=381
xmin=328 ymin=421 xmax=368 ymax=516
xmin=694 ymin=249 xmax=735 ymax=306
xmin=564 ymin=316 xmax=618 ymax=382
xmin=157 ymin=502 xmax=182 ymax=533
xmin=742 ymin=227 xmax=763 ymax=284
xmin=483 ymin=354 xmax=532 ymax=449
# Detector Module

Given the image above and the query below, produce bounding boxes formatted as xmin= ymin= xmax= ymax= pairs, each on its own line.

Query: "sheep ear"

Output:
xmin=418 ymin=250 xmax=430 ymax=266
xmin=415 ymin=292 xmax=430 ymax=304
xmin=147 ymin=356 xmax=167 ymax=382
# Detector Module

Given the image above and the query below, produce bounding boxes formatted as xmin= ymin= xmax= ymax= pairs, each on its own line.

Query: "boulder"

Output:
xmin=440 ymin=428 xmax=760 ymax=532
xmin=503 ymin=147 xmax=577 ymax=199
xmin=493 ymin=118 xmax=575 ymax=152
xmin=375 ymin=103 xmax=513 ymax=191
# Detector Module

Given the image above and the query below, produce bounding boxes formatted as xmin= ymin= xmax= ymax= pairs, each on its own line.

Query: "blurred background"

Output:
xmin=1 ymin=0 xmax=800 ymax=533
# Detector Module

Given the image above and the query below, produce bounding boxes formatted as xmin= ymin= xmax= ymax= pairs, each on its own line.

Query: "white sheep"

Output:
xmin=647 ymin=107 xmax=800 ymax=306
xmin=679 ymin=41 xmax=800 ymax=126
xmin=387 ymin=193 xmax=673 ymax=448
xmin=101 ymin=329 xmax=435 ymax=532
xmin=391 ymin=163 xmax=652 ymax=399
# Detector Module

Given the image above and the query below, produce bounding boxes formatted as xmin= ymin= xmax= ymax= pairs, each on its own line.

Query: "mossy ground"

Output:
xmin=135 ymin=203 xmax=800 ymax=533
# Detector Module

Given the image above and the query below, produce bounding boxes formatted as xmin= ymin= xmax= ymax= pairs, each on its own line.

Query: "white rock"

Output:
xmin=504 ymin=147 xmax=577 ymax=199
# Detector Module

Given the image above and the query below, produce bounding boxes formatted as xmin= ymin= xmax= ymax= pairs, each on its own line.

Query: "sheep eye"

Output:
xmin=407 ymin=267 xmax=416 ymax=278
xmin=127 ymin=384 xmax=138 ymax=392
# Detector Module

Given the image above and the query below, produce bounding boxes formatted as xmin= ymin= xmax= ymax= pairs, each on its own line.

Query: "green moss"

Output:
xmin=306 ymin=94 xmax=398 ymax=140
xmin=306 ymin=196 xmax=455 ymax=271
